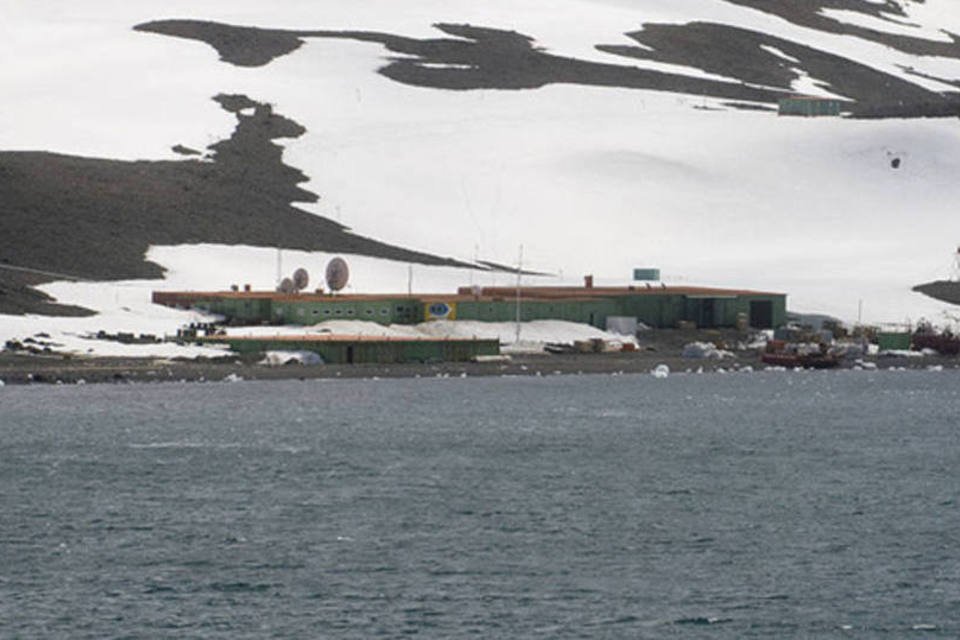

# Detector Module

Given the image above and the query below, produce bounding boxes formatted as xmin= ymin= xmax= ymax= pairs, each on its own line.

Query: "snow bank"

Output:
xmin=227 ymin=318 xmax=636 ymax=354
xmin=681 ymin=342 xmax=734 ymax=359
xmin=260 ymin=351 xmax=324 ymax=366
xmin=878 ymin=349 xmax=925 ymax=358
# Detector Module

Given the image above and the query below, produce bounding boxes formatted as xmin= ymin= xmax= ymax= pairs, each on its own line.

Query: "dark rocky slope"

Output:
xmin=136 ymin=15 xmax=960 ymax=117
xmin=0 ymin=95 xmax=470 ymax=315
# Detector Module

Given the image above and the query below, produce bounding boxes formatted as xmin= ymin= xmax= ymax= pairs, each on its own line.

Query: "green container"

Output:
xmin=778 ymin=97 xmax=842 ymax=117
xmin=877 ymin=332 xmax=911 ymax=351
xmin=633 ymin=268 xmax=661 ymax=281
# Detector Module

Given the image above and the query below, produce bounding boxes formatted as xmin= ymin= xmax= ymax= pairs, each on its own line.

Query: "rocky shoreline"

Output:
xmin=1 ymin=348 xmax=955 ymax=387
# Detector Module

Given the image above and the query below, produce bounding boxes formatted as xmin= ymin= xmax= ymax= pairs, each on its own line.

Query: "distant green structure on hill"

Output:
xmin=778 ymin=96 xmax=843 ymax=117
xmin=153 ymin=283 xmax=786 ymax=330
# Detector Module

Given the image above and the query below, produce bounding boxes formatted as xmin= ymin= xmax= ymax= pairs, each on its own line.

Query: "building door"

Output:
xmin=749 ymin=301 xmax=773 ymax=328
xmin=346 ymin=345 xmax=355 ymax=364
xmin=699 ymin=299 xmax=716 ymax=328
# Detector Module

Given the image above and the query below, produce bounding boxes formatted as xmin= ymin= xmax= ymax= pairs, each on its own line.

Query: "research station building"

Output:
xmin=153 ymin=283 xmax=786 ymax=331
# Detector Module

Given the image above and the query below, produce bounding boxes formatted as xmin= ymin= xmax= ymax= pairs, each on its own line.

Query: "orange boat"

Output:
xmin=761 ymin=340 xmax=839 ymax=369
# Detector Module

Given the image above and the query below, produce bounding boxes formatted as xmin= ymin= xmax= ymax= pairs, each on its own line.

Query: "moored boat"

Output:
xmin=761 ymin=340 xmax=839 ymax=369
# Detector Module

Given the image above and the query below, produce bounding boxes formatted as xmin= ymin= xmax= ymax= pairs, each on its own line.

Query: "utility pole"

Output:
xmin=515 ymin=245 xmax=523 ymax=344
xmin=276 ymin=247 xmax=282 ymax=288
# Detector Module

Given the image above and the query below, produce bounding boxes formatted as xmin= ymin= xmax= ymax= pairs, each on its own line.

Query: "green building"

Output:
xmin=195 ymin=334 xmax=499 ymax=364
xmin=778 ymin=96 xmax=843 ymax=117
xmin=154 ymin=284 xmax=786 ymax=331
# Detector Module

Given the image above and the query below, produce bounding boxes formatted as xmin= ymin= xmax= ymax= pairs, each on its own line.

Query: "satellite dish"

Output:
xmin=325 ymin=257 xmax=350 ymax=292
xmin=292 ymin=268 xmax=309 ymax=291
xmin=278 ymin=277 xmax=295 ymax=294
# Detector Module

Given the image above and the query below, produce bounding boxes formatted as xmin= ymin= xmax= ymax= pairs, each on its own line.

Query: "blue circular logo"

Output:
xmin=429 ymin=302 xmax=450 ymax=317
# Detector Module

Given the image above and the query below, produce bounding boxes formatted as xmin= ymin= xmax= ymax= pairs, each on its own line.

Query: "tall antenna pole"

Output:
xmin=470 ymin=243 xmax=479 ymax=286
xmin=276 ymin=247 xmax=282 ymax=288
xmin=408 ymin=264 xmax=413 ymax=296
xmin=515 ymin=244 xmax=523 ymax=343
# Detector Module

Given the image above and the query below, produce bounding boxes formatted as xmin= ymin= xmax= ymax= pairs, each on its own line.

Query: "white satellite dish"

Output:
xmin=325 ymin=257 xmax=350 ymax=292
xmin=292 ymin=267 xmax=310 ymax=291
xmin=278 ymin=277 xmax=295 ymax=294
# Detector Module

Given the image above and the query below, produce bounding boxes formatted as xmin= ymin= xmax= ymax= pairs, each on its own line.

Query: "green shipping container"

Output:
xmin=633 ymin=268 xmax=661 ymax=281
xmin=877 ymin=332 xmax=911 ymax=351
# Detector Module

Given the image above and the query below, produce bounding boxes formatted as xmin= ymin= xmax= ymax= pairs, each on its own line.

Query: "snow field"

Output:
xmin=4 ymin=0 xmax=960 ymax=344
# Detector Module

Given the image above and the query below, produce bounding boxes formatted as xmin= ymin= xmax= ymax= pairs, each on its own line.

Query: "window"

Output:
xmin=380 ymin=308 xmax=389 ymax=316
xmin=347 ymin=309 xmax=356 ymax=316
xmin=365 ymin=309 xmax=374 ymax=316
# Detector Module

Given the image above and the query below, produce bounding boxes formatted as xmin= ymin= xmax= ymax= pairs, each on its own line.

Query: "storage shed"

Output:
xmin=778 ymin=96 xmax=843 ymax=117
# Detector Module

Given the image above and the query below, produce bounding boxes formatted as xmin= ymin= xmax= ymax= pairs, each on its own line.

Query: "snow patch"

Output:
xmin=651 ymin=363 xmax=670 ymax=378
xmin=681 ymin=342 xmax=734 ymax=359
xmin=260 ymin=351 xmax=324 ymax=366
xmin=760 ymin=44 xmax=800 ymax=64
xmin=226 ymin=318 xmax=635 ymax=354
xmin=819 ymin=8 xmax=954 ymax=44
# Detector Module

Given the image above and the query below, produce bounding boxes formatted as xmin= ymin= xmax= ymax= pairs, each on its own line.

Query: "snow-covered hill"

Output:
xmin=5 ymin=0 xmax=960 ymax=353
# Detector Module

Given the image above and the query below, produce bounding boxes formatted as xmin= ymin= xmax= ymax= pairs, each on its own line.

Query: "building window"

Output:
xmin=335 ymin=309 xmax=343 ymax=316
xmin=365 ymin=309 xmax=374 ymax=316
xmin=323 ymin=309 xmax=331 ymax=316
xmin=347 ymin=309 xmax=356 ymax=316
xmin=380 ymin=308 xmax=389 ymax=316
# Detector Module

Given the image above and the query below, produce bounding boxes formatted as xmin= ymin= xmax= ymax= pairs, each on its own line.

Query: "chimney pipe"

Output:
xmin=584 ymin=275 xmax=594 ymax=288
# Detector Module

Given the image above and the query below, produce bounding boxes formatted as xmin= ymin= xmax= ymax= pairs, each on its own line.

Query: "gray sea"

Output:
xmin=1 ymin=370 xmax=958 ymax=638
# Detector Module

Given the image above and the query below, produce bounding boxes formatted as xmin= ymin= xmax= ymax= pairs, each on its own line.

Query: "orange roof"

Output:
xmin=200 ymin=334 xmax=491 ymax=343
xmin=460 ymin=285 xmax=782 ymax=298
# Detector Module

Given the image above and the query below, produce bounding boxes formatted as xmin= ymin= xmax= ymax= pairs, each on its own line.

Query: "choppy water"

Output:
xmin=1 ymin=370 xmax=959 ymax=638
